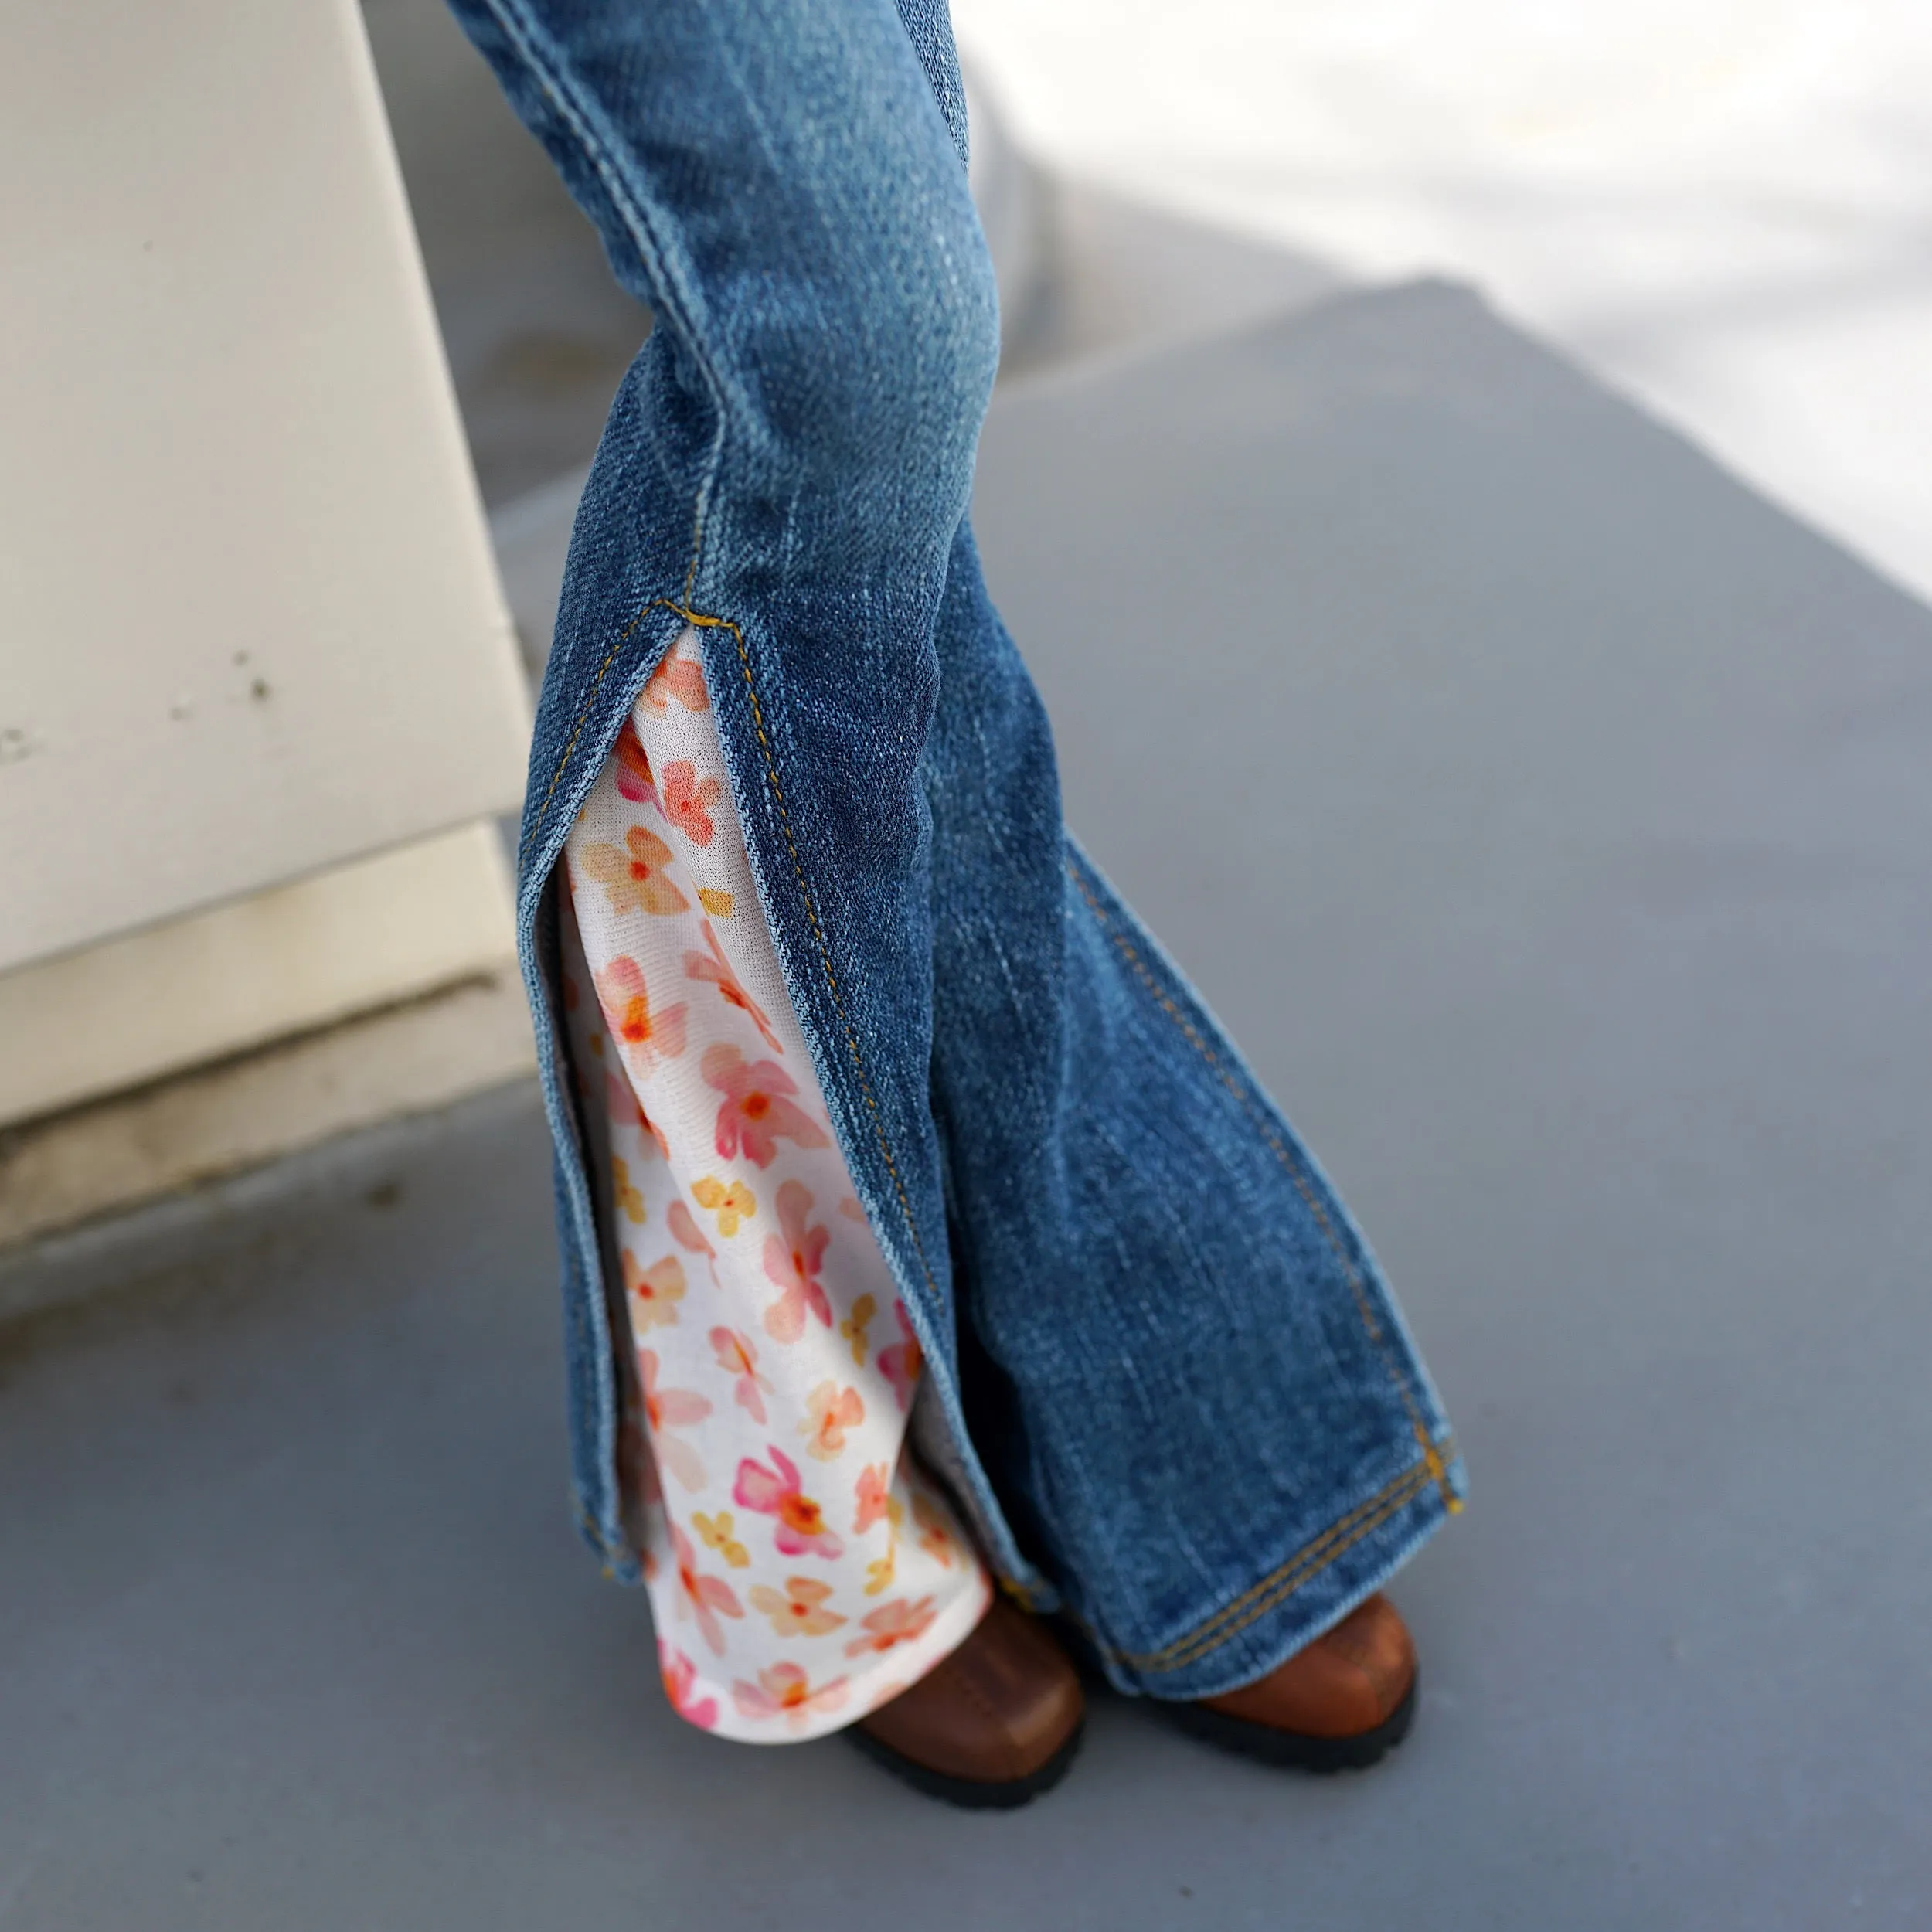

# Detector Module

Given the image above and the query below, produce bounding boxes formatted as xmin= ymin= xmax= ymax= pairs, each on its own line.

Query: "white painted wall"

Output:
xmin=0 ymin=0 xmax=529 ymax=976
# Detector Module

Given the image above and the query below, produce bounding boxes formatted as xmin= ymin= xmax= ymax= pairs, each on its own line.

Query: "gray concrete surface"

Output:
xmin=7 ymin=284 xmax=1931 ymax=1927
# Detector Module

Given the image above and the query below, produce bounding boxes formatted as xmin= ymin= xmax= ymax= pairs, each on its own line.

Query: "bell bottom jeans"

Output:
xmin=447 ymin=0 xmax=1466 ymax=1709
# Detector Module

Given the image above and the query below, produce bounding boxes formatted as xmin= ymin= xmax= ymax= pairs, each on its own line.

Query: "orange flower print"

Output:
xmin=709 ymin=1325 xmax=772 ymax=1425
xmin=801 ymin=1380 xmax=864 ymax=1462
xmin=877 ymin=1301 xmax=923 ymax=1410
xmin=692 ymin=1175 xmax=755 ymax=1237
xmin=638 ymin=1349 xmax=712 ymax=1492
xmin=865 ymin=1553 xmax=895 ymax=1597
xmin=580 ymin=825 xmax=691 ymax=917
xmin=672 ymin=1524 xmax=743 ymax=1656
xmin=762 ymin=1180 xmax=833 ymax=1343
xmin=838 ymin=1195 xmax=866 ymax=1223
xmin=607 ymin=1070 xmax=670 ymax=1161
xmin=612 ymin=717 xmax=658 ymax=807
xmin=730 ymin=1662 xmax=849 ymax=1733
xmin=641 ymin=648 xmax=709 ymax=714
xmin=683 ymin=919 xmax=782 ymax=1052
xmin=623 ymin=1252 xmax=685 ymax=1332
xmin=747 ymin=1575 xmax=847 ymax=1639
xmin=852 ymin=1463 xmax=897 ymax=1536
xmin=692 ymin=1510 xmax=750 ymax=1569
xmin=660 ymin=760 xmax=723 ymax=846
xmin=697 ymin=886 xmax=734 ymax=918
xmin=658 ymin=1640 xmax=718 ymax=1730
xmin=733 ymin=1446 xmax=844 ymax=1560
xmin=611 ymin=1155 xmax=645 ymax=1225
xmin=839 ymin=1292 xmax=875 ymax=1367
xmin=592 ymin=956 xmax=688 ymax=1072
xmin=702 ymin=1044 xmax=829 ymax=1168
xmin=912 ymin=1493 xmax=955 ymax=1568
xmin=845 ymin=1595 xmax=937 ymax=1658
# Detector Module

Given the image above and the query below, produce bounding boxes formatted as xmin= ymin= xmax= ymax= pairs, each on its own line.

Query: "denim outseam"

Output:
xmin=1066 ymin=855 xmax=1459 ymax=1511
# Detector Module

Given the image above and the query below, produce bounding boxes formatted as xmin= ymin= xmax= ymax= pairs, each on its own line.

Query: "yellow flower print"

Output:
xmin=864 ymin=1549 xmax=896 ymax=1597
xmin=697 ymin=887 xmax=734 ymax=917
xmin=622 ymin=1251 xmax=685 ymax=1332
xmin=611 ymin=1156 xmax=645 ymax=1225
xmin=747 ymin=1575 xmax=847 ymax=1639
xmin=839 ymin=1293 xmax=876 ymax=1368
xmin=692 ymin=1510 xmax=750 ymax=1569
xmin=692 ymin=1175 xmax=756 ymax=1237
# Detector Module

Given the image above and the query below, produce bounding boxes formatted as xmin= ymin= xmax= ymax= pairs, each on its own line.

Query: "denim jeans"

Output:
xmin=449 ymin=0 xmax=1465 ymax=1701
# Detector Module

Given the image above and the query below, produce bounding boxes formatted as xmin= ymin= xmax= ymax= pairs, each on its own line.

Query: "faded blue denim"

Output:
xmin=448 ymin=0 xmax=1465 ymax=1701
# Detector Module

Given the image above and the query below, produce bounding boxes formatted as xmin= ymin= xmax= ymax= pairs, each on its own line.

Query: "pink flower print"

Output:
xmin=606 ymin=1070 xmax=670 ymax=1161
xmin=761 ymin=1180 xmax=832 ymax=1343
xmin=672 ymin=1525 xmax=743 ymax=1657
xmin=877 ymin=1301 xmax=923 ymax=1410
xmin=747 ymin=1575 xmax=848 ymax=1639
xmin=638 ymin=1349 xmax=712 ymax=1492
xmin=838 ymin=1195 xmax=866 ymax=1222
xmin=641 ymin=648 xmax=710 ymax=714
xmin=852 ymin=1462 xmax=896 ymax=1536
xmin=592 ymin=956 xmax=688 ymax=1072
xmin=845 ymin=1595 xmax=937 ymax=1658
xmin=622 ymin=1252 xmax=685 ymax=1332
xmin=801 ymin=1380 xmax=865 ymax=1462
xmin=709 ymin=1325 xmax=772 ymax=1425
xmin=612 ymin=717 xmax=658 ymax=807
xmin=660 ymin=760 xmax=723 ymax=846
xmin=702 ymin=1044 xmax=829 ymax=1168
xmin=730 ymin=1663 xmax=849 ymax=1733
xmin=668 ymin=1199 xmax=719 ymax=1285
xmin=580 ymin=826 xmax=691 ymax=917
xmin=683 ymin=920 xmax=783 ymax=1053
xmin=733 ymin=1446 xmax=845 ymax=1560
xmin=658 ymin=1641 xmax=719 ymax=1731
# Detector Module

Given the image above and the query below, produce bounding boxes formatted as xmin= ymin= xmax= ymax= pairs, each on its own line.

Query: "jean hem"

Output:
xmin=1093 ymin=1442 xmax=1464 ymax=1702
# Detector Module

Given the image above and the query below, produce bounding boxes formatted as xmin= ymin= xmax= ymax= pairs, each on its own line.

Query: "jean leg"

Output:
xmin=444 ymin=0 xmax=1044 ymax=1587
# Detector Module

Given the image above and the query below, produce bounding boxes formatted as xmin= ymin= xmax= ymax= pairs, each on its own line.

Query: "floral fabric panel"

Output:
xmin=560 ymin=626 xmax=991 ymax=1744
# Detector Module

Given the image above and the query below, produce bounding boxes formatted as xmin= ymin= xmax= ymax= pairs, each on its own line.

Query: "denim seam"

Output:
xmin=484 ymin=0 xmax=727 ymax=865
xmin=1067 ymin=858 xmax=1457 ymax=1513
xmin=1107 ymin=1457 xmax=1439 ymax=1675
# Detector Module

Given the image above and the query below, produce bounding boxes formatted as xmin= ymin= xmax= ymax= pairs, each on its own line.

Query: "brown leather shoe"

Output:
xmin=852 ymin=1595 xmax=1084 ymax=1808
xmin=1165 ymin=1593 xmax=1419 ymax=1772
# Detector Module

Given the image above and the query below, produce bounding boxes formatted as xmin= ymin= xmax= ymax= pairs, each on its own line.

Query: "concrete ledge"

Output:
xmin=0 ymin=969 xmax=536 ymax=1291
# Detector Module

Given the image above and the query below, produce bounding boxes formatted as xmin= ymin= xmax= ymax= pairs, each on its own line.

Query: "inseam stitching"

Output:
xmin=1068 ymin=859 xmax=1456 ymax=1513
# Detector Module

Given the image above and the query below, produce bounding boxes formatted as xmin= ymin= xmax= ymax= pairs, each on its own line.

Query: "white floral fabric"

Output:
xmin=559 ymin=628 xmax=992 ymax=1744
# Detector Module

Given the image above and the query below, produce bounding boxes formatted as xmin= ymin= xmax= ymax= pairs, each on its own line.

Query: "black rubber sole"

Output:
xmin=1160 ymin=1674 xmax=1418 ymax=1773
xmin=848 ymin=1718 xmax=1085 ymax=1811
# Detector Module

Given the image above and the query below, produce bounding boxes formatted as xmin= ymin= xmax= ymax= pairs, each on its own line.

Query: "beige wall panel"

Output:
xmin=0 ymin=0 xmax=530 ymax=974
xmin=0 ymin=821 xmax=518 ymax=1132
